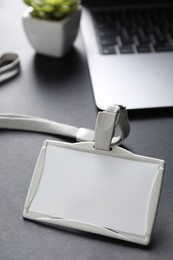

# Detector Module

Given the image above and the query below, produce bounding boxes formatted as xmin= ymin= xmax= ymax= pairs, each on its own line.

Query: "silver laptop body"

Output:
xmin=81 ymin=1 xmax=173 ymax=110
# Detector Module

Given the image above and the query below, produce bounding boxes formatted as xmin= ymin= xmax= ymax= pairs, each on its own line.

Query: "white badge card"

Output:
xmin=23 ymin=140 xmax=165 ymax=245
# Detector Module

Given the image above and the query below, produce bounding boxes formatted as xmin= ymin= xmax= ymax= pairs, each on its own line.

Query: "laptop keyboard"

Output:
xmin=92 ymin=7 xmax=173 ymax=54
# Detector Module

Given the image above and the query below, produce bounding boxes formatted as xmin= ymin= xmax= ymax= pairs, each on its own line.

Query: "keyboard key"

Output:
xmin=121 ymin=35 xmax=134 ymax=45
xmin=154 ymin=34 xmax=168 ymax=44
xmin=93 ymin=7 xmax=173 ymax=55
xmin=98 ymin=28 xmax=116 ymax=37
xmin=119 ymin=45 xmax=134 ymax=54
xmin=100 ymin=36 xmax=117 ymax=46
xmin=143 ymin=25 xmax=154 ymax=34
xmin=137 ymin=44 xmax=151 ymax=53
xmin=161 ymin=26 xmax=171 ymax=34
xmin=127 ymin=25 xmax=138 ymax=35
xmin=101 ymin=46 xmax=116 ymax=55
xmin=154 ymin=43 xmax=173 ymax=52
xmin=137 ymin=34 xmax=151 ymax=44
xmin=94 ymin=11 xmax=105 ymax=23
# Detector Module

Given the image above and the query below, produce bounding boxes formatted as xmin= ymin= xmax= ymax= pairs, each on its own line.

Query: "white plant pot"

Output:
xmin=22 ymin=7 xmax=81 ymax=58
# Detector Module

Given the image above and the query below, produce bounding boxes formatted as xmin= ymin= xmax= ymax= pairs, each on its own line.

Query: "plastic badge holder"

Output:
xmin=23 ymin=106 xmax=165 ymax=245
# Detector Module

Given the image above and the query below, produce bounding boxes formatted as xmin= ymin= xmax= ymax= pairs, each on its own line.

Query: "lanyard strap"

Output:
xmin=0 ymin=53 xmax=130 ymax=148
xmin=0 ymin=53 xmax=20 ymax=83
xmin=94 ymin=104 xmax=130 ymax=150
xmin=0 ymin=113 xmax=95 ymax=142
xmin=0 ymin=105 xmax=130 ymax=148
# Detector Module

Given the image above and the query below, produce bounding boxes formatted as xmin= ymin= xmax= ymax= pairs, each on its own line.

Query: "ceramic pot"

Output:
xmin=22 ymin=7 xmax=81 ymax=57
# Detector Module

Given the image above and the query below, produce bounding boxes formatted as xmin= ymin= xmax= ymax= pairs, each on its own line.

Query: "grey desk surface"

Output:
xmin=0 ymin=1 xmax=173 ymax=260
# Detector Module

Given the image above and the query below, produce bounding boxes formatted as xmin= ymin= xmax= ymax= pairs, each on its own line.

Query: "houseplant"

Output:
xmin=22 ymin=0 xmax=81 ymax=57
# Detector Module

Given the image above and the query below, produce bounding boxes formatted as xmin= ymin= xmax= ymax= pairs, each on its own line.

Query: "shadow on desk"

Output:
xmin=24 ymin=217 xmax=161 ymax=251
xmin=128 ymin=107 xmax=173 ymax=120
xmin=33 ymin=47 xmax=84 ymax=88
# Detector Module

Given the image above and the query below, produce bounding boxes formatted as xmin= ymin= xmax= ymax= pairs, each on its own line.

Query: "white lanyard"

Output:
xmin=0 ymin=53 xmax=130 ymax=148
xmin=0 ymin=105 xmax=130 ymax=149
xmin=0 ymin=53 xmax=20 ymax=83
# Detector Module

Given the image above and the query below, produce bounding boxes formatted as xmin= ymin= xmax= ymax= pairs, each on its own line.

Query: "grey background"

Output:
xmin=0 ymin=1 xmax=173 ymax=259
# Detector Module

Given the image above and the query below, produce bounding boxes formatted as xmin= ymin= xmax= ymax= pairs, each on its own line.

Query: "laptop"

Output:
xmin=80 ymin=1 xmax=173 ymax=110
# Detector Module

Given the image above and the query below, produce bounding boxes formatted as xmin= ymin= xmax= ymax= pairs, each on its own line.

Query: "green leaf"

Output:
xmin=42 ymin=5 xmax=54 ymax=12
xmin=25 ymin=0 xmax=79 ymax=20
xmin=44 ymin=0 xmax=63 ymax=5
xmin=23 ymin=0 xmax=32 ymax=6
